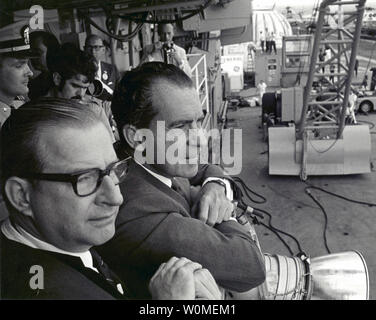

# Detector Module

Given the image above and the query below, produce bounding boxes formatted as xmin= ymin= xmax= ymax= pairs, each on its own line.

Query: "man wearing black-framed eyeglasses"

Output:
xmin=19 ymin=158 xmax=131 ymax=197
xmin=84 ymin=34 xmax=118 ymax=95
xmin=0 ymin=98 xmax=221 ymax=300
xmin=0 ymin=98 xmax=126 ymax=299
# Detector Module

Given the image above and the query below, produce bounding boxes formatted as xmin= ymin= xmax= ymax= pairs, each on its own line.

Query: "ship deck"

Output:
xmin=226 ymin=95 xmax=376 ymax=299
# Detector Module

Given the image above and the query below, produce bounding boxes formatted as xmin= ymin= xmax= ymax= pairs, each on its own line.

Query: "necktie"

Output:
xmin=90 ymin=249 xmax=127 ymax=297
xmin=171 ymin=177 xmax=181 ymax=193
xmin=171 ymin=177 xmax=191 ymax=205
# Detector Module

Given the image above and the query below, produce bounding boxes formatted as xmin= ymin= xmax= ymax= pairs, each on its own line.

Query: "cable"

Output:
xmin=304 ymin=188 xmax=332 ymax=254
xmin=305 ymin=183 xmax=376 ymax=207
xmin=116 ymin=0 xmax=214 ymax=24
xmin=92 ymin=15 xmax=143 ymax=41
xmin=233 ymin=178 xmax=305 ymax=255
xmin=304 ymin=111 xmax=374 ymax=156
xmin=232 ymin=176 xmax=266 ymax=204
xmin=80 ymin=10 xmax=145 ymax=41
xmin=235 ymin=201 xmax=304 ymax=256
xmin=258 ymin=221 xmax=295 ymax=256
xmin=254 ymin=207 xmax=304 ymax=255
xmin=357 ymin=119 xmax=375 ymax=130
xmin=303 ymin=182 xmax=376 ymax=254
xmin=308 ymin=136 xmax=339 ymax=154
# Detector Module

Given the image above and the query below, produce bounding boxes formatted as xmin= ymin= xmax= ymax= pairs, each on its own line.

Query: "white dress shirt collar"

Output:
xmin=135 ymin=160 xmax=172 ymax=188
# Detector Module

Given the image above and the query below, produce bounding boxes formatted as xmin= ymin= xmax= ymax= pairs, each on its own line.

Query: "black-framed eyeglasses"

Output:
xmin=20 ymin=157 xmax=132 ymax=197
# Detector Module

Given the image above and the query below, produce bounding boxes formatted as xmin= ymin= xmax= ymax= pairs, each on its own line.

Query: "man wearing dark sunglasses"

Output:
xmin=0 ymin=98 xmax=221 ymax=300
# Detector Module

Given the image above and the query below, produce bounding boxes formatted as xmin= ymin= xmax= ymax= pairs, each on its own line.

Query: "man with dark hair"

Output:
xmin=30 ymin=43 xmax=118 ymax=140
xmin=85 ymin=34 xmax=118 ymax=96
xmin=97 ymin=62 xmax=265 ymax=299
xmin=27 ymin=31 xmax=60 ymax=100
xmin=29 ymin=31 xmax=60 ymax=74
xmin=0 ymin=97 xmax=221 ymax=300
xmin=45 ymin=43 xmax=97 ymax=100
xmin=141 ymin=23 xmax=192 ymax=77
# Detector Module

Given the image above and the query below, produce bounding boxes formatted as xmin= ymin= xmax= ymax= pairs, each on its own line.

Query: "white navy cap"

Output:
xmin=0 ymin=21 xmax=38 ymax=58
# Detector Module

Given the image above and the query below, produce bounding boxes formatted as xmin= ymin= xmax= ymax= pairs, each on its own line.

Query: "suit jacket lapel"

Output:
xmin=130 ymin=162 xmax=191 ymax=215
xmin=49 ymin=251 xmax=125 ymax=299
xmin=171 ymin=177 xmax=192 ymax=206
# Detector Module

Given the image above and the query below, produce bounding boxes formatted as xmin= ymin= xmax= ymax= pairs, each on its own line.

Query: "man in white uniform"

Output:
xmin=141 ymin=23 xmax=192 ymax=77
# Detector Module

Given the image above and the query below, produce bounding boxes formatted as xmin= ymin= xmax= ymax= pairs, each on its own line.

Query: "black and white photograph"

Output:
xmin=0 ymin=0 xmax=375 ymax=307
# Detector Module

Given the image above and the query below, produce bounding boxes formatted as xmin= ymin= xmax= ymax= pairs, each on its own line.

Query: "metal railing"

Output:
xmin=187 ymin=53 xmax=210 ymax=128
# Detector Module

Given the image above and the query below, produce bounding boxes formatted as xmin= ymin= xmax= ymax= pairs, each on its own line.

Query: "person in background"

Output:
xmin=265 ymin=28 xmax=271 ymax=54
xmin=319 ymin=48 xmax=325 ymax=74
xmin=29 ymin=43 xmax=119 ymax=141
xmin=354 ymin=58 xmax=359 ymax=78
xmin=29 ymin=31 xmax=60 ymax=76
xmin=84 ymin=34 xmax=118 ymax=97
xmin=257 ymin=80 xmax=267 ymax=106
xmin=269 ymin=32 xmax=277 ymax=54
xmin=141 ymin=23 xmax=192 ymax=77
xmin=361 ymin=74 xmax=368 ymax=91
xmin=28 ymin=31 xmax=60 ymax=100
xmin=0 ymin=25 xmax=34 ymax=127
xmin=324 ymin=45 xmax=331 ymax=74
xmin=346 ymin=89 xmax=357 ymax=124
xmin=259 ymin=31 xmax=265 ymax=53
xmin=0 ymin=24 xmax=36 ymax=223
xmin=370 ymin=67 xmax=376 ymax=91
xmin=329 ymin=64 xmax=335 ymax=84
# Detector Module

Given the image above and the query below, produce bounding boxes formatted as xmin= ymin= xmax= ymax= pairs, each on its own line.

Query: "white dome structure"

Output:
xmin=252 ymin=7 xmax=293 ymax=48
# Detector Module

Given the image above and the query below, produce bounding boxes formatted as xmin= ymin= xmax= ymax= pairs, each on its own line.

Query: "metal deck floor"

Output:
xmin=226 ymin=104 xmax=376 ymax=299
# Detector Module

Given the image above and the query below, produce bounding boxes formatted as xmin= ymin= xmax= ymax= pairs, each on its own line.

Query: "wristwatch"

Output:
xmin=204 ymin=179 xmax=227 ymax=195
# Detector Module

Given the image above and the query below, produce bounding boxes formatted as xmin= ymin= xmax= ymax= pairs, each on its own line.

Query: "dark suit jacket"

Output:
xmin=0 ymin=233 xmax=124 ymax=300
xmin=97 ymin=162 xmax=266 ymax=299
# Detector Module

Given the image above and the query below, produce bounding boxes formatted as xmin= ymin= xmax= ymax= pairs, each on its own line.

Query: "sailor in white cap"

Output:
xmin=0 ymin=22 xmax=37 ymax=221
xmin=0 ymin=22 xmax=37 ymax=127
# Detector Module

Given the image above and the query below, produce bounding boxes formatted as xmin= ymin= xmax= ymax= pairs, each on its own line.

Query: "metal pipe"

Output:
xmin=112 ymin=0 xmax=205 ymax=15
xmin=298 ymin=0 xmax=337 ymax=138
xmin=110 ymin=17 xmax=121 ymax=68
xmin=128 ymin=20 xmax=134 ymax=69
xmin=337 ymin=0 xmax=366 ymax=139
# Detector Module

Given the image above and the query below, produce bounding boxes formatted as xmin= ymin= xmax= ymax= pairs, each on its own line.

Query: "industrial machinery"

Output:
xmin=266 ymin=0 xmax=371 ymax=180
xmin=227 ymin=250 xmax=369 ymax=300
xmin=226 ymin=203 xmax=370 ymax=300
